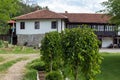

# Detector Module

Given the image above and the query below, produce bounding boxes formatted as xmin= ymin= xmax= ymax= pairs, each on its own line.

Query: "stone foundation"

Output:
xmin=17 ymin=34 xmax=44 ymax=47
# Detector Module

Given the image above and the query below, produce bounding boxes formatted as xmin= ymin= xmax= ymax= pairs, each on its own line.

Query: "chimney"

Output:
xmin=65 ymin=11 xmax=68 ymax=13
xmin=35 ymin=6 xmax=40 ymax=10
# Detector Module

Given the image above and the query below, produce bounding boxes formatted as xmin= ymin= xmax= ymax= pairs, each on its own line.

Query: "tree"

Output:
xmin=41 ymin=31 xmax=62 ymax=72
xmin=100 ymin=0 xmax=120 ymax=25
xmin=61 ymin=28 xmax=102 ymax=80
xmin=0 ymin=0 xmax=20 ymax=34
xmin=0 ymin=0 xmax=20 ymax=23
xmin=15 ymin=2 xmax=42 ymax=17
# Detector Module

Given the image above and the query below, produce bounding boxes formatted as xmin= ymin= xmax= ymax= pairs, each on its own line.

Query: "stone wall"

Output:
xmin=17 ymin=34 xmax=44 ymax=47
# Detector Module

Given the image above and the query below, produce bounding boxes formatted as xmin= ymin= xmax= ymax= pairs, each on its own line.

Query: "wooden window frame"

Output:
xmin=35 ymin=21 xmax=40 ymax=29
xmin=51 ymin=21 xmax=58 ymax=29
xmin=20 ymin=22 xmax=25 ymax=29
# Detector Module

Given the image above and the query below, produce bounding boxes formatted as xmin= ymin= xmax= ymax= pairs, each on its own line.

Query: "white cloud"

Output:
xmin=37 ymin=0 xmax=108 ymax=13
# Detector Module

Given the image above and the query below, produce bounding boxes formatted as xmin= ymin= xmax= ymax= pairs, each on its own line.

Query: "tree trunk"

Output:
xmin=74 ymin=66 xmax=79 ymax=80
xmin=50 ymin=56 xmax=53 ymax=72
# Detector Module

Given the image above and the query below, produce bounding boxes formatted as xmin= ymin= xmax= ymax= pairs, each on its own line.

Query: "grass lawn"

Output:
xmin=97 ymin=53 xmax=120 ymax=80
xmin=0 ymin=46 xmax=39 ymax=54
xmin=0 ymin=57 xmax=5 ymax=62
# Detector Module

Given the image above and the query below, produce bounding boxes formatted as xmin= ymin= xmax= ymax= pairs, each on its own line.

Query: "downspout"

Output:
xmin=11 ymin=22 xmax=15 ymax=44
xmin=57 ymin=20 xmax=58 ymax=32
xmin=61 ymin=19 xmax=62 ymax=32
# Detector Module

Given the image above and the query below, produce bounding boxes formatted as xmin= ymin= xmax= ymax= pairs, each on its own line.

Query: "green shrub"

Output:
xmin=0 ymin=40 xmax=3 ymax=48
xmin=46 ymin=71 xmax=63 ymax=80
xmin=27 ymin=58 xmax=45 ymax=71
xmin=28 ymin=61 xmax=45 ymax=71
xmin=61 ymin=28 xmax=102 ymax=80
xmin=41 ymin=31 xmax=62 ymax=72
xmin=23 ymin=69 xmax=37 ymax=80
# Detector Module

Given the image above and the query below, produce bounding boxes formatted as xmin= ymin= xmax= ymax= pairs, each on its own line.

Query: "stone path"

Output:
xmin=0 ymin=54 xmax=39 ymax=80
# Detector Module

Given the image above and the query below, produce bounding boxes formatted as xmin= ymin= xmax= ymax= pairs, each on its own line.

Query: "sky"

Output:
xmin=34 ymin=0 xmax=108 ymax=13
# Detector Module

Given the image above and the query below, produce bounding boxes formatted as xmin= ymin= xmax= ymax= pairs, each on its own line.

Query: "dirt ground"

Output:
xmin=0 ymin=54 xmax=39 ymax=80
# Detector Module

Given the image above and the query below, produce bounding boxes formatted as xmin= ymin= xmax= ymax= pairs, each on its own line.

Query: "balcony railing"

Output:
xmin=94 ymin=31 xmax=117 ymax=36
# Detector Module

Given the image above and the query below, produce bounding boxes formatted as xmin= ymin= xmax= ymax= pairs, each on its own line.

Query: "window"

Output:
xmin=98 ymin=25 xmax=104 ymax=31
xmin=92 ymin=25 xmax=98 ymax=31
xmin=35 ymin=21 xmax=40 ymax=29
xmin=105 ymin=25 xmax=114 ymax=31
xmin=51 ymin=21 xmax=58 ymax=29
xmin=20 ymin=22 xmax=25 ymax=29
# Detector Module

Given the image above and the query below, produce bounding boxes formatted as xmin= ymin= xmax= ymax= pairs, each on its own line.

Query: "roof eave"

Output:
xmin=15 ymin=17 xmax=68 ymax=20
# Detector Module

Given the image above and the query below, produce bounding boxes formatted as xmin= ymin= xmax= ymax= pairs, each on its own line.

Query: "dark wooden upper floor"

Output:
xmin=66 ymin=23 xmax=117 ymax=36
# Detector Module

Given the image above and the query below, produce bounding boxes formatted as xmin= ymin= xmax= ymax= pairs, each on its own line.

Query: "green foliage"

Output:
xmin=0 ymin=0 xmax=20 ymax=23
xmin=0 ymin=40 xmax=3 ymax=48
xmin=41 ymin=28 xmax=102 ymax=80
xmin=27 ymin=59 xmax=45 ymax=71
xmin=15 ymin=2 xmax=42 ymax=17
xmin=97 ymin=53 xmax=120 ymax=80
xmin=45 ymin=71 xmax=63 ymax=80
xmin=23 ymin=69 xmax=37 ymax=80
xmin=0 ymin=57 xmax=5 ymax=62
xmin=61 ymin=28 xmax=102 ymax=80
xmin=23 ymin=58 xmax=44 ymax=80
xmin=101 ymin=0 xmax=120 ymax=25
xmin=0 ymin=25 xmax=10 ymax=34
xmin=41 ymin=31 xmax=62 ymax=72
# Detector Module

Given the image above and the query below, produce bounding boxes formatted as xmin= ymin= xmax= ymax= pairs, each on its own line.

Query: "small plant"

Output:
xmin=0 ymin=40 xmax=3 ymax=48
xmin=28 ymin=60 xmax=45 ymax=71
xmin=23 ymin=69 xmax=37 ymax=80
xmin=23 ymin=58 xmax=45 ymax=80
xmin=46 ymin=71 xmax=63 ymax=80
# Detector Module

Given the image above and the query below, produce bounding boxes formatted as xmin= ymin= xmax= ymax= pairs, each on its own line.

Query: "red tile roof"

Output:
xmin=60 ymin=13 xmax=110 ymax=24
xmin=15 ymin=10 xmax=110 ymax=24
xmin=15 ymin=10 xmax=67 ymax=20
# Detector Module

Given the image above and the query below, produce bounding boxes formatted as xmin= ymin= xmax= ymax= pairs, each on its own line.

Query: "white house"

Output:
xmin=15 ymin=9 xmax=120 ymax=48
xmin=15 ymin=10 xmax=67 ymax=46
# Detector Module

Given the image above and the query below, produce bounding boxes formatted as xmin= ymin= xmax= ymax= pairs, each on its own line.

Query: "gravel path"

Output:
xmin=0 ymin=54 xmax=39 ymax=80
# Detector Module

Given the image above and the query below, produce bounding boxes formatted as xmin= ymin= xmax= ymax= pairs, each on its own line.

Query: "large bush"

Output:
xmin=41 ymin=31 xmax=62 ymax=72
xmin=41 ymin=27 xmax=102 ymax=80
xmin=61 ymin=28 xmax=102 ymax=80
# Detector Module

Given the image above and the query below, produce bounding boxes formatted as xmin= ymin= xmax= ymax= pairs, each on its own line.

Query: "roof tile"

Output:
xmin=15 ymin=10 xmax=67 ymax=20
xmin=15 ymin=10 xmax=110 ymax=24
xmin=60 ymin=13 xmax=110 ymax=24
